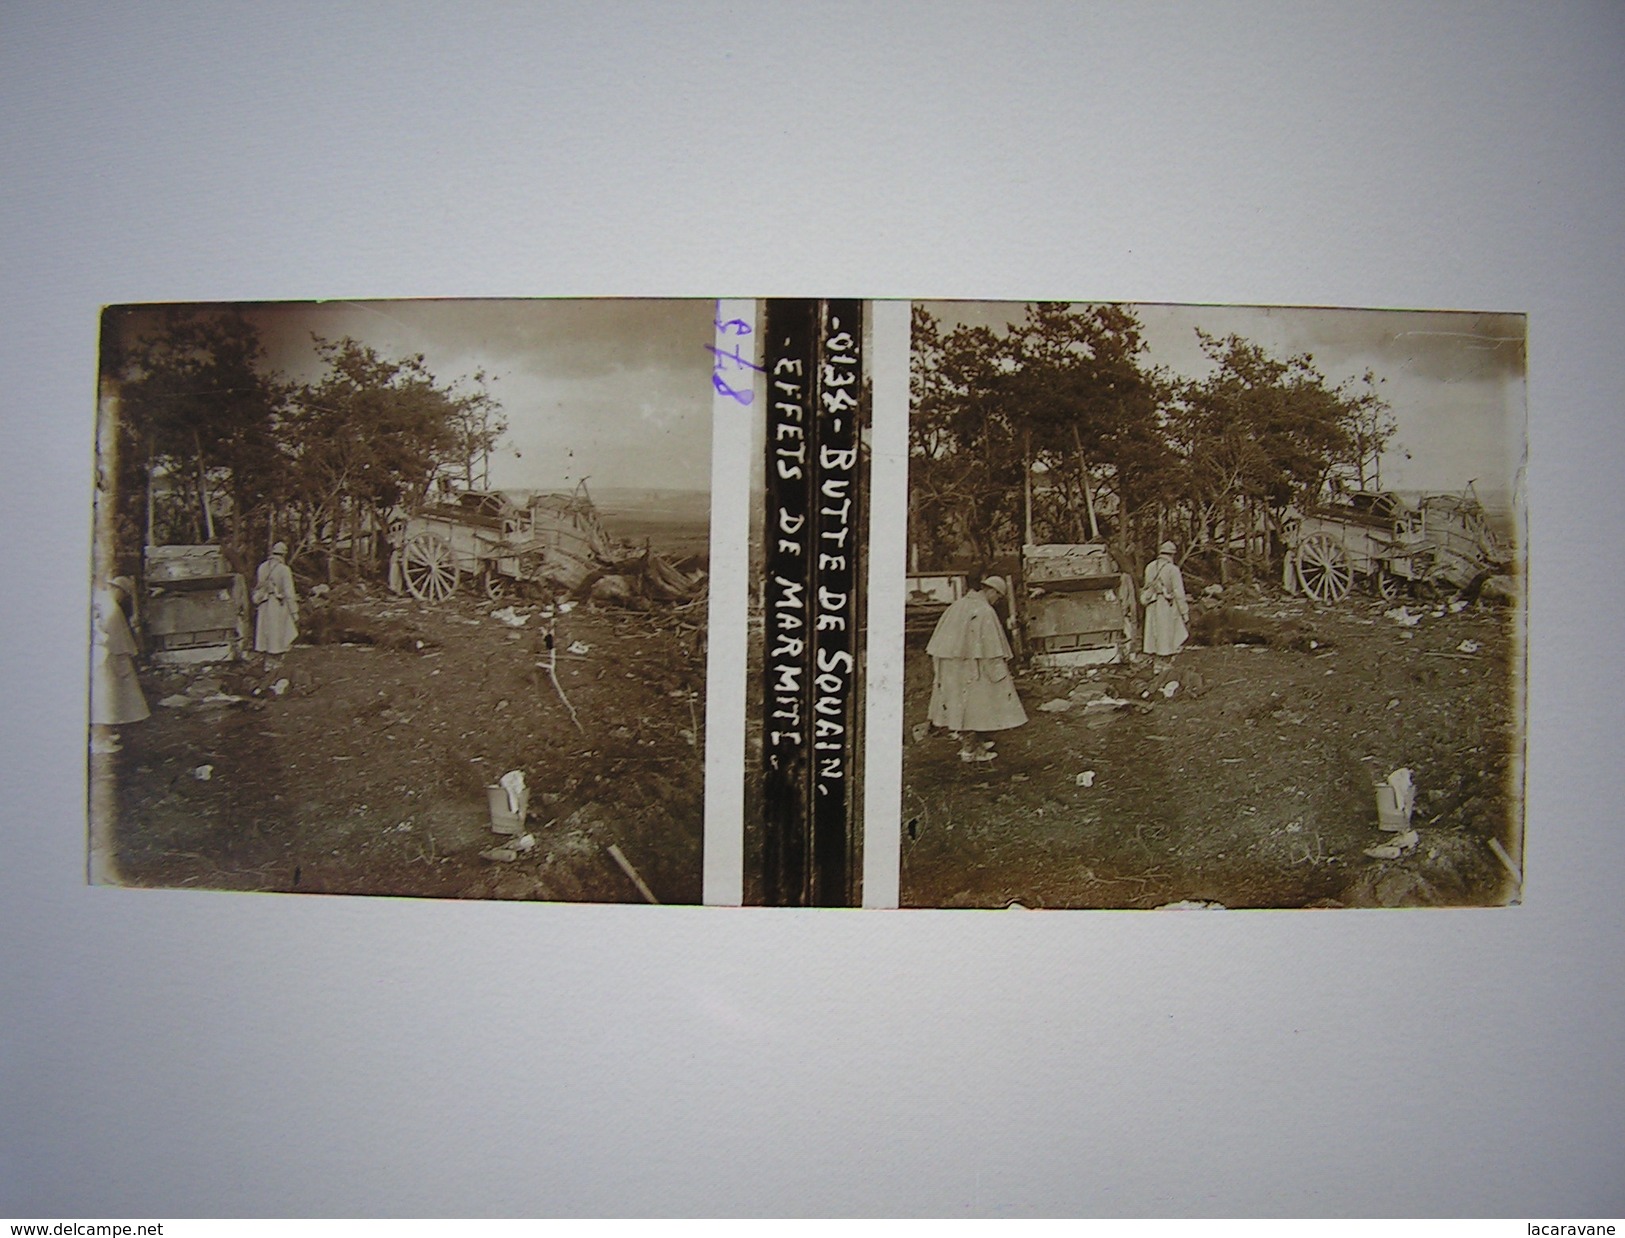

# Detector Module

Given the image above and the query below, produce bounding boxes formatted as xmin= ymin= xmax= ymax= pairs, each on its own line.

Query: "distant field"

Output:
xmin=594 ymin=488 xmax=711 ymax=561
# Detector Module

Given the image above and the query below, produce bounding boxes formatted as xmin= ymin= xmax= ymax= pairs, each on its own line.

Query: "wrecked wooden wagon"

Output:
xmin=1284 ymin=485 xmax=1510 ymax=603
xmin=1022 ymin=542 xmax=1135 ymax=668
xmin=388 ymin=485 xmax=702 ymax=605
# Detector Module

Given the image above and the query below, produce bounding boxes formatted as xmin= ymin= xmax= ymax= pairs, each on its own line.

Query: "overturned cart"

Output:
xmin=391 ymin=485 xmax=702 ymax=604
xmin=143 ymin=543 xmax=249 ymax=664
xmin=1286 ymin=486 xmax=1510 ymax=603
xmin=1022 ymin=543 xmax=1135 ymax=669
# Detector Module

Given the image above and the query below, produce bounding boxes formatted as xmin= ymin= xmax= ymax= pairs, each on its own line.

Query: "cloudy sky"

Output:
xmin=922 ymin=301 xmax=1527 ymax=500
xmin=224 ymin=298 xmax=717 ymax=493
xmin=114 ymin=298 xmax=1524 ymax=504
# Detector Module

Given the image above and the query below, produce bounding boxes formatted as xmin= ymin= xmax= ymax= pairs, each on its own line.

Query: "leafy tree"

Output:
xmin=908 ymin=305 xmax=1397 ymax=587
xmin=445 ymin=368 xmax=507 ymax=491
xmin=908 ymin=306 xmax=1024 ymax=565
xmin=101 ymin=306 xmax=287 ymax=570
xmin=1338 ymin=369 xmax=1397 ymax=491
xmin=1004 ymin=302 xmax=1174 ymax=570
xmin=909 ymin=302 xmax=1175 ymax=580
xmin=1171 ymin=331 xmax=1394 ymax=577
xmin=284 ymin=337 xmax=477 ymax=577
xmin=99 ymin=310 xmax=510 ymax=584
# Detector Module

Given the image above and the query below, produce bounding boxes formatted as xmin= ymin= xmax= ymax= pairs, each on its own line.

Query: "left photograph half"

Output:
xmin=89 ymin=299 xmax=715 ymax=903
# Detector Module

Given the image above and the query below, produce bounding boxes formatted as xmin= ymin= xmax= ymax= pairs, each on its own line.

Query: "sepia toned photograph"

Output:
xmin=902 ymin=301 xmax=1526 ymax=909
xmin=89 ymin=298 xmax=714 ymax=903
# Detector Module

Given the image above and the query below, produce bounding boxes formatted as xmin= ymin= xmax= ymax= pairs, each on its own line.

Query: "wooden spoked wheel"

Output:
xmin=482 ymin=569 xmax=508 ymax=601
xmin=1374 ymin=569 xmax=1400 ymax=601
xmin=1296 ymin=533 xmax=1353 ymax=603
xmin=402 ymin=532 xmax=459 ymax=602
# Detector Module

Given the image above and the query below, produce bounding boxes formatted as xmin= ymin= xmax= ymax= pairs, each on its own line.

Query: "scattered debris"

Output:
xmin=1375 ymin=768 xmax=1416 ymax=830
xmin=1366 ymin=867 xmax=1445 ymax=908
xmin=1384 ymin=606 xmax=1422 ymax=627
xmin=1157 ymin=899 xmax=1226 ymax=910
xmin=607 ymin=842 xmax=659 ymax=904
xmin=567 ymin=640 xmax=591 ymax=655
xmin=1363 ymin=828 xmax=1419 ymax=860
xmin=499 ymin=769 xmax=526 ymax=809
xmin=910 ymin=721 xmax=932 ymax=743
xmin=1456 ymin=640 xmax=1481 ymax=654
xmin=589 ymin=576 xmax=638 ymax=607
xmin=157 ymin=694 xmax=192 ymax=709
xmin=1075 ymin=770 xmax=1096 ymax=788
xmin=537 ymin=635 xmax=585 ymax=734
xmin=1479 ymin=575 xmax=1517 ymax=606
xmin=1039 ymin=697 xmax=1075 ymax=713
xmin=192 ymin=764 xmax=214 ymax=781
xmin=491 ymin=606 xmax=529 ymax=627
xmin=1488 ymin=836 xmax=1523 ymax=887
xmin=270 ymin=678 xmax=290 ymax=696
xmin=479 ymin=847 xmax=518 ymax=863
xmin=1082 ymin=695 xmax=1130 ymax=713
xmin=487 ymin=771 xmax=529 ymax=835
xmin=1160 ymin=680 xmax=1180 ymax=699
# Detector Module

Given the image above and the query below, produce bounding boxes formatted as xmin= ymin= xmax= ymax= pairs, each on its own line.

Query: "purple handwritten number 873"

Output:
xmin=711 ymin=316 xmax=758 ymax=406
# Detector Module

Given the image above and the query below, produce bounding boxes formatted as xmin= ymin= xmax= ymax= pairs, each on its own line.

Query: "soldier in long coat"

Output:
xmin=91 ymin=576 xmax=150 ymax=751
xmin=253 ymin=542 xmax=299 ymax=657
xmin=1141 ymin=540 xmax=1189 ymax=671
xmin=926 ymin=575 xmax=1028 ymax=762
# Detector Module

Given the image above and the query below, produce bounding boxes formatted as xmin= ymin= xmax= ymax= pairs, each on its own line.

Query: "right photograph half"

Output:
xmin=900 ymin=301 xmax=1527 ymax=909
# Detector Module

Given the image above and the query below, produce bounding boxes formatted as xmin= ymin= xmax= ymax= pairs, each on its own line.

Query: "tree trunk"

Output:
xmin=1021 ymin=430 xmax=1033 ymax=549
xmin=1070 ymin=425 xmax=1102 ymax=542
xmin=326 ymin=500 xmax=339 ymax=583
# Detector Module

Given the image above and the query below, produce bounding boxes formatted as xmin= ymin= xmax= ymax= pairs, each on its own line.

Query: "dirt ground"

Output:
xmin=94 ymin=583 xmax=707 ymax=904
xmin=900 ymin=584 xmax=1523 ymax=909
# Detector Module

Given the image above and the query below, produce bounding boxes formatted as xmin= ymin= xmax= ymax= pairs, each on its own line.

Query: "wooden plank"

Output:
xmin=607 ymin=843 xmax=659 ymax=904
